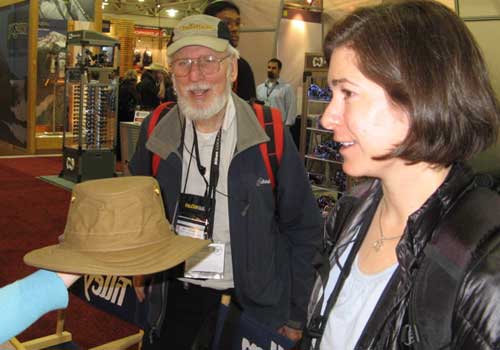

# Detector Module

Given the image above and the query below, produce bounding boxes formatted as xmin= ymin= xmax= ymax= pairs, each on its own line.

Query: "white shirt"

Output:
xmin=256 ymin=79 xmax=297 ymax=126
xmin=179 ymin=97 xmax=237 ymax=290
xmin=319 ymin=242 xmax=398 ymax=350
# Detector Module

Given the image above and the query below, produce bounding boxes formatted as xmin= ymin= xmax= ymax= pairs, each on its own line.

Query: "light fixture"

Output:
xmin=166 ymin=8 xmax=178 ymax=17
xmin=138 ymin=0 xmax=145 ymax=2
xmin=306 ymin=0 xmax=313 ymax=4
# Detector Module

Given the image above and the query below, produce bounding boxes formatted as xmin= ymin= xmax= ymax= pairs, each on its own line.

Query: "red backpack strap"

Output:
xmin=252 ymin=103 xmax=284 ymax=191
xmin=147 ymin=101 xmax=175 ymax=177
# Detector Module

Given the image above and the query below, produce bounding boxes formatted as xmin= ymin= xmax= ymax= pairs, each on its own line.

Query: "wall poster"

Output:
xmin=36 ymin=19 xmax=67 ymax=133
xmin=0 ymin=1 xmax=29 ymax=148
xmin=39 ymin=0 xmax=94 ymax=21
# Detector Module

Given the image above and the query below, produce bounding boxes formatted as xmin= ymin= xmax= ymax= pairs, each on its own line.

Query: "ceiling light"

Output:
xmin=138 ymin=0 xmax=145 ymax=2
xmin=166 ymin=8 xmax=178 ymax=17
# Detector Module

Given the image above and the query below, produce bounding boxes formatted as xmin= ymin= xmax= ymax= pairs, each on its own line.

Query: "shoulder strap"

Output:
xmin=406 ymin=183 xmax=500 ymax=349
xmin=147 ymin=101 xmax=175 ymax=177
xmin=147 ymin=101 xmax=284 ymax=184
xmin=252 ymin=102 xmax=284 ymax=191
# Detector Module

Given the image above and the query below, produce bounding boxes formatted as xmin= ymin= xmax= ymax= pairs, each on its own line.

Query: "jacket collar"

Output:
xmin=397 ymin=162 xmax=475 ymax=269
xmin=146 ymin=92 xmax=269 ymax=160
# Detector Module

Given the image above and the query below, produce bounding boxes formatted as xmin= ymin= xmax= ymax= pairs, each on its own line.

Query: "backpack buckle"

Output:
xmin=401 ymin=323 xmax=421 ymax=346
xmin=306 ymin=316 xmax=325 ymax=338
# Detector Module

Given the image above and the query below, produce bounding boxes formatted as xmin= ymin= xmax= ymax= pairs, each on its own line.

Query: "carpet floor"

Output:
xmin=0 ymin=156 xmax=140 ymax=349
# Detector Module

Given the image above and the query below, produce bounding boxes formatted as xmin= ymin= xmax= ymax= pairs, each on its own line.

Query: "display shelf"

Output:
xmin=300 ymin=52 xmax=351 ymax=212
xmin=307 ymin=127 xmax=333 ymax=134
xmin=311 ymin=184 xmax=343 ymax=193
xmin=308 ymin=99 xmax=330 ymax=104
xmin=307 ymin=114 xmax=322 ymax=119
xmin=61 ymin=30 xmax=120 ymax=183
xmin=305 ymin=154 xmax=343 ymax=165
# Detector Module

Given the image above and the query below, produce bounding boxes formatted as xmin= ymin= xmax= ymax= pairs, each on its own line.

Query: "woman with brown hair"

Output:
xmin=303 ymin=1 xmax=500 ymax=349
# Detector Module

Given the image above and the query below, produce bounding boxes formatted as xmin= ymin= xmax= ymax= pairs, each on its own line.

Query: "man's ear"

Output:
xmin=230 ymin=57 xmax=238 ymax=83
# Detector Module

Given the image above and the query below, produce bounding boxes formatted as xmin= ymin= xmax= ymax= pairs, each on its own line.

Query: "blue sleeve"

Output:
xmin=0 ymin=270 xmax=69 ymax=343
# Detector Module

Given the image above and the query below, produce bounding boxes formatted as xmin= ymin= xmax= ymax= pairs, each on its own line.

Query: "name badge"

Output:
xmin=184 ymin=242 xmax=225 ymax=280
xmin=175 ymin=193 xmax=214 ymax=240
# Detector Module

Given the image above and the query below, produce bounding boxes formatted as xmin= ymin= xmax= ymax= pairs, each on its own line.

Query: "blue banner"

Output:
xmin=69 ymin=275 xmax=148 ymax=329
xmin=213 ymin=303 xmax=295 ymax=350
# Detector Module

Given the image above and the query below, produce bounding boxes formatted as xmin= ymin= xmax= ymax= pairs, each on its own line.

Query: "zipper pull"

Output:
xmin=401 ymin=323 xmax=421 ymax=347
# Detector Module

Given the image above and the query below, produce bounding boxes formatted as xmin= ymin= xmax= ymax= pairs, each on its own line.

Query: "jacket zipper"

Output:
xmin=148 ymin=272 xmax=169 ymax=343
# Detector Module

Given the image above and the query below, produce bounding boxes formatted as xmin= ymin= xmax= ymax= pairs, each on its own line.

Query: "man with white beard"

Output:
xmin=129 ymin=15 xmax=321 ymax=350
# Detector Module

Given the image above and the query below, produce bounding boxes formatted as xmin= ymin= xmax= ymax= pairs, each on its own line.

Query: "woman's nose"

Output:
xmin=320 ymin=97 xmax=343 ymax=130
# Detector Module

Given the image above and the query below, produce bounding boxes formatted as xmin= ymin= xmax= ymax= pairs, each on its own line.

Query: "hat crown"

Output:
xmin=168 ymin=14 xmax=231 ymax=56
xmin=62 ymin=177 xmax=171 ymax=252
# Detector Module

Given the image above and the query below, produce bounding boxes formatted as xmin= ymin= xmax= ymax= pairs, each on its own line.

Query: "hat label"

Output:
xmin=179 ymin=23 xmax=216 ymax=32
xmin=84 ymin=274 xmax=132 ymax=306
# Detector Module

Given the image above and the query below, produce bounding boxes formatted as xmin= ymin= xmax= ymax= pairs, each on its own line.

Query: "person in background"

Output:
xmin=138 ymin=63 xmax=167 ymax=110
xmin=204 ymin=0 xmax=256 ymax=101
xmin=117 ymin=69 xmax=141 ymax=161
xmin=302 ymin=1 xmax=500 ymax=349
xmin=130 ymin=14 xmax=321 ymax=350
xmin=156 ymin=69 xmax=177 ymax=103
xmin=257 ymin=58 xmax=297 ymax=127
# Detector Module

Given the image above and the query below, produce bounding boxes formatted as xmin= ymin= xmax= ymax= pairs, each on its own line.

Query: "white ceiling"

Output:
xmin=102 ymin=0 xmax=208 ymax=17
xmin=102 ymin=0 xmax=382 ymax=22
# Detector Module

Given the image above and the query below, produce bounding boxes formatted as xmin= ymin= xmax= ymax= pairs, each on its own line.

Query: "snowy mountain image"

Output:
xmin=38 ymin=30 xmax=66 ymax=50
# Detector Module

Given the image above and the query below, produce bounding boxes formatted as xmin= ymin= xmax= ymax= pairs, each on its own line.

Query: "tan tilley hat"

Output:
xmin=24 ymin=176 xmax=209 ymax=275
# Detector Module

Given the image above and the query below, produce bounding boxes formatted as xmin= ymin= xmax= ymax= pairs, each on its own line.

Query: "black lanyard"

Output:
xmin=190 ymin=123 xmax=222 ymax=239
xmin=266 ymin=81 xmax=278 ymax=99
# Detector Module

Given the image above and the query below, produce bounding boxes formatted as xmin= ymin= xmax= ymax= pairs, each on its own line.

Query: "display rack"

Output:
xmin=60 ymin=30 xmax=120 ymax=183
xmin=299 ymin=53 xmax=350 ymax=216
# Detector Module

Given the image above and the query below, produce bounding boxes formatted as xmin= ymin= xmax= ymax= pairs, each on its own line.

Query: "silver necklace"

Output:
xmin=373 ymin=201 xmax=403 ymax=252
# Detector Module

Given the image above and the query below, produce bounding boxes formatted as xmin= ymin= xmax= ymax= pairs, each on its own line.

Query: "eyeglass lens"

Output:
xmin=172 ymin=56 xmax=228 ymax=77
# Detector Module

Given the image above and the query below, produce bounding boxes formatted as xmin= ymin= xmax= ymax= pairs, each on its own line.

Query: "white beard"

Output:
xmin=174 ymin=70 xmax=232 ymax=121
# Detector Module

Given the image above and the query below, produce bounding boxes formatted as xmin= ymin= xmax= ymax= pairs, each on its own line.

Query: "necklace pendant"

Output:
xmin=373 ymin=239 xmax=383 ymax=252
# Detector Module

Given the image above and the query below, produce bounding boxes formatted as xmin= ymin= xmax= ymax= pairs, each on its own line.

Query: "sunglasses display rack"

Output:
xmin=60 ymin=30 xmax=120 ymax=183
xmin=299 ymin=53 xmax=354 ymax=215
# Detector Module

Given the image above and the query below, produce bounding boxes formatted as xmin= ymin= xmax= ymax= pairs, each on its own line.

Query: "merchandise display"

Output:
xmin=307 ymin=83 xmax=332 ymax=101
xmin=300 ymin=53 xmax=351 ymax=207
xmin=60 ymin=30 xmax=120 ymax=183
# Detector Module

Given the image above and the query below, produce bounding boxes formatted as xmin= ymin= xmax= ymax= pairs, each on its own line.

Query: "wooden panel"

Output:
xmin=109 ymin=18 xmax=135 ymax=77
xmin=26 ymin=0 xmax=38 ymax=154
xmin=0 ymin=0 xmax=24 ymax=6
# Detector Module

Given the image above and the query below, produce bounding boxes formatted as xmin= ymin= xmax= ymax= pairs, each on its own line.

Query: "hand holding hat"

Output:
xmin=24 ymin=176 xmax=210 ymax=275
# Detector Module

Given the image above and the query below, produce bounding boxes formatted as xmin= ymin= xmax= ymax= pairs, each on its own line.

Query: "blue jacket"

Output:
xmin=129 ymin=93 xmax=322 ymax=329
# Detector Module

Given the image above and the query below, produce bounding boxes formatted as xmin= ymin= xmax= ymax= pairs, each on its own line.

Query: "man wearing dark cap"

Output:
xmin=204 ymin=0 xmax=257 ymax=101
xmin=130 ymin=14 xmax=321 ymax=350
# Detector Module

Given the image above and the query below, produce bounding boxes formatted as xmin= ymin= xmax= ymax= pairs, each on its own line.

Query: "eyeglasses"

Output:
xmin=170 ymin=55 xmax=230 ymax=77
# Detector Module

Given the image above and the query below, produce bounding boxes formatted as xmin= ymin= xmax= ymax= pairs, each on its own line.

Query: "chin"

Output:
xmin=341 ymin=162 xmax=369 ymax=179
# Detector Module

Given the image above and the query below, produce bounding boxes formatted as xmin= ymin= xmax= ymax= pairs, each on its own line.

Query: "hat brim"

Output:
xmin=23 ymin=235 xmax=210 ymax=276
xmin=144 ymin=65 xmax=168 ymax=74
xmin=168 ymin=36 xmax=229 ymax=56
